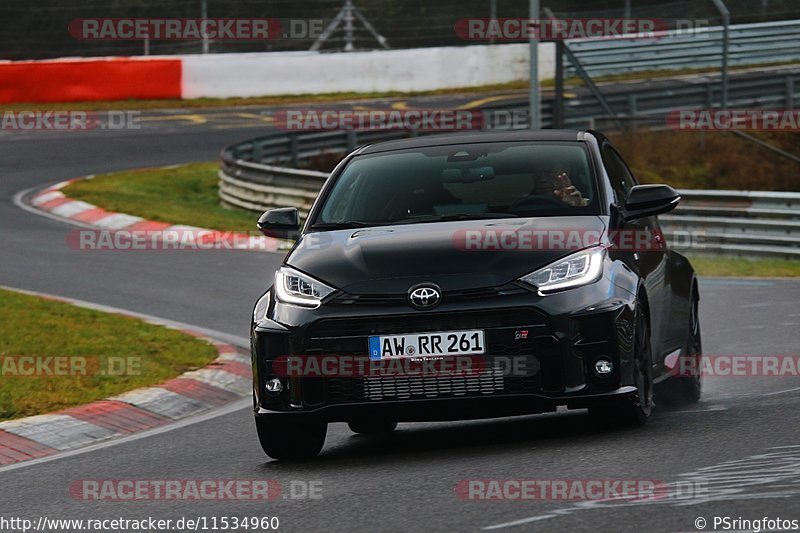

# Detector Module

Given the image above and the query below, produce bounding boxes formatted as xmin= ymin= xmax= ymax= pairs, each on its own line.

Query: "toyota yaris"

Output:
xmin=251 ymin=130 xmax=702 ymax=460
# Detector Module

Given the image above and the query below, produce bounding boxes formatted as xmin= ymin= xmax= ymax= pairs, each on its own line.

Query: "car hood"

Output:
xmin=287 ymin=216 xmax=608 ymax=294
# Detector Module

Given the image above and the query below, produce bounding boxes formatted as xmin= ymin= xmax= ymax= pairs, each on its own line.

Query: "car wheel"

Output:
xmin=348 ymin=420 xmax=398 ymax=435
xmin=591 ymin=298 xmax=653 ymax=427
xmin=659 ymin=291 xmax=702 ymax=405
xmin=255 ymin=416 xmax=327 ymax=460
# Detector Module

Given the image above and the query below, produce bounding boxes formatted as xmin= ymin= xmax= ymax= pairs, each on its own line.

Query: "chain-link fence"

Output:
xmin=2 ymin=0 xmax=800 ymax=60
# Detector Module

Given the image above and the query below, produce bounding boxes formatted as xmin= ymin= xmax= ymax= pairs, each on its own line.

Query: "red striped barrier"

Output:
xmin=0 ymin=58 xmax=181 ymax=103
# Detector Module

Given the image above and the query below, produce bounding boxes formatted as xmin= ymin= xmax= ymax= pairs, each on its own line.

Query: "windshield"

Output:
xmin=312 ymin=141 xmax=600 ymax=229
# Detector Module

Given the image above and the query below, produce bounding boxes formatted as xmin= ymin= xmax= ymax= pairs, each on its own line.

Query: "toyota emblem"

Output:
xmin=408 ymin=284 xmax=442 ymax=310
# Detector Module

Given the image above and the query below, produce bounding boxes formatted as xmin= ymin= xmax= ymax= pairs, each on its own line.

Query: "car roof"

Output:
xmin=357 ymin=129 xmax=594 ymax=155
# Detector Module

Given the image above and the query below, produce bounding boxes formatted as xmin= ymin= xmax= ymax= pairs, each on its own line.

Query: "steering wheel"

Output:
xmin=511 ymin=194 xmax=571 ymax=210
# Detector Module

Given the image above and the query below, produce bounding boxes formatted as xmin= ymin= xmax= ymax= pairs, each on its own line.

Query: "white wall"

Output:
xmin=181 ymin=43 xmax=555 ymax=99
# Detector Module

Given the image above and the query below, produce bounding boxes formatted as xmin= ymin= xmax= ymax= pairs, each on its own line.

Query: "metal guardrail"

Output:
xmin=661 ymin=190 xmax=800 ymax=257
xmin=219 ymin=160 xmax=328 ymax=219
xmin=565 ymin=19 xmax=800 ymax=78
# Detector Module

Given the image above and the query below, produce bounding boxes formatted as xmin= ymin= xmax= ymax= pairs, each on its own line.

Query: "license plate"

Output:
xmin=369 ymin=330 xmax=485 ymax=360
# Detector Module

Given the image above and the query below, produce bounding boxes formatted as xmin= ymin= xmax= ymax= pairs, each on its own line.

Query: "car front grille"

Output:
xmin=302 ymin=348 xmax=556 ymax=407
xmin=323 ymin=362 xmax=510 ymax=404
xmin=363 ymin=365 xmax=506 ymax=400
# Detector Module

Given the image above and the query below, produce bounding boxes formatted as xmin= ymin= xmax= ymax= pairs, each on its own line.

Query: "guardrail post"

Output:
xmin=627 ymin=94 xmax=637 ymax=116
xmin=787 ymin=77 xmax=795 ymax=109
xmin=627 ymin=94 xmax=638 ymax=130
xmin=290 ymin=136 xmax=299 ymax=167
xmin=347 ymin=130 xmax=357 ymax=152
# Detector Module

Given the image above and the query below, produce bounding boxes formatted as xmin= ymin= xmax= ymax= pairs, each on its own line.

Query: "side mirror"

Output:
xmin=623 ymin=184 xmax=680 ymax=222
xmin=257 ymin=208 xmax=300 ymax=239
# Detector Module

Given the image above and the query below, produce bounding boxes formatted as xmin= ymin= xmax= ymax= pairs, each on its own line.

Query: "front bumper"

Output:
xmin=255 ymin=386 xmax=637 ymax=422
xmin=251 ymin=274 xmax=640 ymax=423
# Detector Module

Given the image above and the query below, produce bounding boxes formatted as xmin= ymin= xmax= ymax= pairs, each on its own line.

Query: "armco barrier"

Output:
xmin=566 ymin=19 xmax=800 ymax=78
xmin=660 ymin=190 xmax=800 ymax=257
xmin=218 ymin=161 xmax=326 ymax=219
xmin=220 ymin=139 xmax=800 ymax=258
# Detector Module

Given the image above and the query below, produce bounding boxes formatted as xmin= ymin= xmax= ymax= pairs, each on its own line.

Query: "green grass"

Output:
xmin=64 ymin=163 xmax=258 ymax=232
xmin=686 ymin=254 xmax=800 ymax=278
xmin=0 ymin=288 xmax=218 ymax=421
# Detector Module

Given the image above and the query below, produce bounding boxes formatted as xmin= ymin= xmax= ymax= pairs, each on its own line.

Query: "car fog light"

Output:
xmin=594 ymin=359 xmax=614 ymax=376
xmin=266 ymin=377 xmax=283 ymax=394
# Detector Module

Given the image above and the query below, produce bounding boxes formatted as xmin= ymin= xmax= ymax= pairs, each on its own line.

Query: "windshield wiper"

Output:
xmin=390 ymin=213 xmax=521 ymax=225
xmin=309 ymin=221 xmax=383 ymax=230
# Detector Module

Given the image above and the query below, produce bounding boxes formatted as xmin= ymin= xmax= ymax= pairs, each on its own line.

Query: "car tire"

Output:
xmin=255 ymin=416 xmax=327 ymax=460
xmin=591 ymin=297 xmax=653 ymax=427
xmin=658 ymin=291 xmax=702 ymax=405
xmin=348 ymin=420 xmax=398 ymax=435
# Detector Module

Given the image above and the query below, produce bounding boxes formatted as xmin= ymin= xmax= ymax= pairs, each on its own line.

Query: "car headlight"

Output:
xmin=274 ymin=266 xmax=336 ymax=307
xmin=520 ymin=247 xmax=605 ymax=293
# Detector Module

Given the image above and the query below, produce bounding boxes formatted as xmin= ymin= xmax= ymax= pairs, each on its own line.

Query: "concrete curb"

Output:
xmin=28 ymin=176 xmax=283 ymax=252
xmin=0 ymin=287 xmax=252 ymax=466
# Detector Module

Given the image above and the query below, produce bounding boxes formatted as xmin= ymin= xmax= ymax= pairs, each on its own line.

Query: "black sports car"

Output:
xmin=251 ymin=130 xmax=702 ymax=460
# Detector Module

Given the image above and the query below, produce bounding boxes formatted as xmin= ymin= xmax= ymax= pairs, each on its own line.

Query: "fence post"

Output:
xmin=711 ymin=0 xmax=730 ymax=109
xmin=554 ymin=41 xmax=565 ymax=129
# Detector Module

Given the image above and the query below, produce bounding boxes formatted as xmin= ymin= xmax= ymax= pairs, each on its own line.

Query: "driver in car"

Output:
xmin=532 ymin=163 xmax=589 ymax=207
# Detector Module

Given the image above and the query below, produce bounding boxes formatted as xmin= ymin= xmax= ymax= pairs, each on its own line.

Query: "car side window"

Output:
xmin=601 ymin=144 xmax=637 ymax=204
